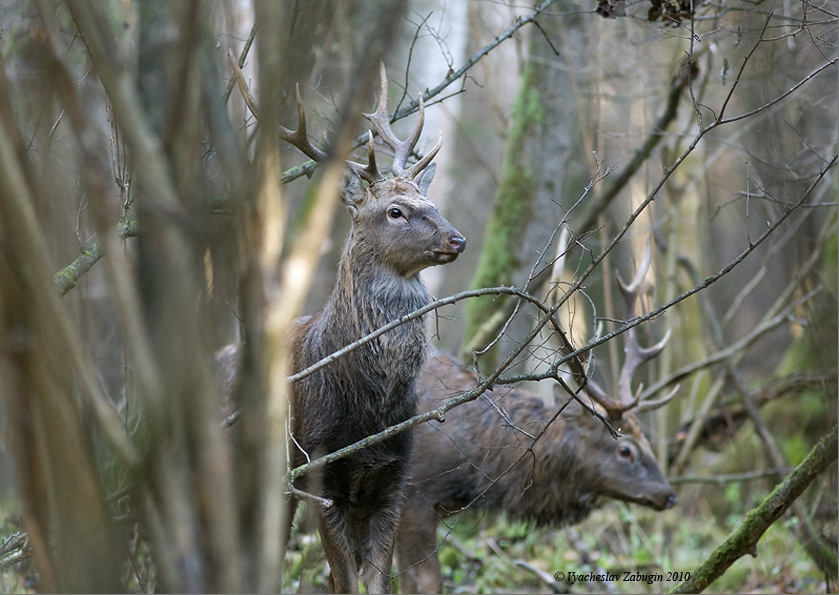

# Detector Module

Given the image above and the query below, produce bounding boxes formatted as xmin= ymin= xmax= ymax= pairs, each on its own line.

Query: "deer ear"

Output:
xmin=555 ymin=391 xmax=605 ymax=428
xmin=416 ymin=163 xmax=436 ymax=196
xmin=340 ymin=168 xmax=365 ymax=216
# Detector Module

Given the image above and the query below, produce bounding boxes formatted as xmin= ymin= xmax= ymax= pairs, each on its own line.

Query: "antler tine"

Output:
xmin=616 ymin=237 xmax=653 ymax=306
xmin=406 ymin=127 xmax=443 ymax=180
xmin=612 ymin=239 xmax=678 ymax=413
xmin=278 ymin=84 xmax=329 ymax=163
xmin=635 ymin=382 xmax=680 ymax=414
xmin=583 ymin=379 xmax=626 ymax=418
xmin=346 ymin=131 xmax=381 ymax=183
xmin=363 ymin=62 xmax=435 ymax=179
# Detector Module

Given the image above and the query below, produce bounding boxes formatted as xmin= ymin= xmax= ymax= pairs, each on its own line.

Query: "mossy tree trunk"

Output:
xmin=671 ymin=425 xmax=838 ymax=594
xmin=462 ymin=12 xmax=583 ymax=362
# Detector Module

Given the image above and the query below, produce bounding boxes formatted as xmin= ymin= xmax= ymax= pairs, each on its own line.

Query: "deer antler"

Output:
xmin=277 ymin=84 xmax=329 ymax=163
xmin=362 ymin=62 xmax=442 ymax=180
xmin=346 ymin=132 xmax=381 ymax=183
xmin=227 ymin=49 xmax=328 ymax=164
xmin=229 ymin=51 xmax=439 ymax=185
xmin=271 ymin=82 xmax=382 ymax=183
xmin=585 ymin=239 xmax=678 ymax=418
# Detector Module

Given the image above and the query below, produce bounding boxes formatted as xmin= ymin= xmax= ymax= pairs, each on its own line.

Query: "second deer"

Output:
xmin=395 ymin=249 xmax=677 ymax=593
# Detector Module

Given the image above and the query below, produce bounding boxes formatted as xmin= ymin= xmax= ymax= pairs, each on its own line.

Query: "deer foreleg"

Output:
xmin=319 ymin=505 xmax=360 ymax=593
xmin=360 ymin=503 xmax=402 ymax=594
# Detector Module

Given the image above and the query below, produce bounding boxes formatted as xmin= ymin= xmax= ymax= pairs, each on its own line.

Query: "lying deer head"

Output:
xmin=565 ymin=399 xmax=677 ymax=511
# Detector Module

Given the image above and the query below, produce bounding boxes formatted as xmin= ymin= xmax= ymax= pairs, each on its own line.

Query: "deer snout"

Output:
xmin=447 ymin=233 xmax=467 ymax=254
xmin=648 ymin=489 xmax=677 ymax=510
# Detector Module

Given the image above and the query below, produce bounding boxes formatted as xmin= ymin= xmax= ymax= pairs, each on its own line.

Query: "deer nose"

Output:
xmin=448 ymin=234 xmax=467 ymax=254
xmin=664 ymin=493 xmax=678 ymax=509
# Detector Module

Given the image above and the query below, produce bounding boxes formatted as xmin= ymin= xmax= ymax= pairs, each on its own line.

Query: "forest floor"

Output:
xmin=284 ymin=494 xmax=833 ymax=594
xmin=0 ymin=459 xmax=835 ymax=593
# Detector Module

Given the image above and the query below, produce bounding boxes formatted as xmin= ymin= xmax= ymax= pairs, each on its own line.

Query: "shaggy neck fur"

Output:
xmin=291 ymin=231 xmax=431 ymax=459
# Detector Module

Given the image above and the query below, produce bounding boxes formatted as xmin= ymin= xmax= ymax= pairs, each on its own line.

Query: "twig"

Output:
xmin=715 ymin=13 xmax=774 ymax=122
xmin=53 ymin=219 xmax=136 ymax=297
xmin=287 ymin=486 xmax=333 ymax=509
xmin=668 ymin=468 xmax=792 ymax=486
xmin=513 ymin=559 xmax=564 ymax=593
xmin=223 ymin=24 xmax=257 ymax=103
xmin=287 ymin=285 xmax=573 ymax=384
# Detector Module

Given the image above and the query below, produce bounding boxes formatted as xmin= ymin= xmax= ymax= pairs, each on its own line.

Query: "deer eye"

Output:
xmin=617 ymin=444 xmax=635 ymax=461
xmin=387 ymin=206 xmax=403 ymax=220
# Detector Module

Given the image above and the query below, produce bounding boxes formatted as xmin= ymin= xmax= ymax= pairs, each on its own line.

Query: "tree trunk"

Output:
xmin=463 ymin=10 xmax=584 ymax=367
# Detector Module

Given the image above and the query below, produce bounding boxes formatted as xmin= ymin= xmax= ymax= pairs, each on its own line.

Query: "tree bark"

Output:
xmin=462 ymin=10 xmax=582 ymax=363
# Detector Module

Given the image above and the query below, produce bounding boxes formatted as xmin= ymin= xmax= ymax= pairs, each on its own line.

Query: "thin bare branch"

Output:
xmin=224 ymin=24 xmax=257 ymax=103
xmin=287 ymin=285 xmax=576 ymax=384
xmin=54 ymin=219 xmax=136 ymax=296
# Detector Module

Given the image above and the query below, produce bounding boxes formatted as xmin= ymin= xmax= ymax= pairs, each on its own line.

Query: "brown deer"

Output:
xmin=219 ymin=65 xmax=465 ymax=593
xmin=394 ymin=252 xmax=677 ymax=594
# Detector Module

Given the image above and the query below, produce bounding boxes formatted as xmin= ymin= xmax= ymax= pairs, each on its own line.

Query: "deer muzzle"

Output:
xmin=432 ymin=232 xmax=466 ymax=263
xmin=446 ymin=233 xmax=467 ymax=254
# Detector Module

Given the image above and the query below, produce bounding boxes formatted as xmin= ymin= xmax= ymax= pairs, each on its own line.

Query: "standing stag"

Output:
xmin=395 ymin=251 xmax=677 ymax=594
xmin=219 ymin=65 xmax=465 ymax=593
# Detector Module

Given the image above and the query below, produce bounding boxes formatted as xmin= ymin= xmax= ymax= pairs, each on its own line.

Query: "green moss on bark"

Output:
xmin=671 ymin=425 xmax=838 ymax=593
xmin=463 ymin=69 xmax=544 ymax=348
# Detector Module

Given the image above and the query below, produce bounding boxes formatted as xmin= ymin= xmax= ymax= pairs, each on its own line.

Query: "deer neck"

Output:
xmin=521 ymin=423 xmax=601 ymax=526
xmin=330 ymin=238 xmax=431 ymax=333
xmin=301 ymin=238 xmax=429 ymax=414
